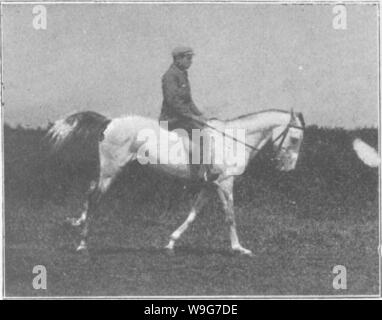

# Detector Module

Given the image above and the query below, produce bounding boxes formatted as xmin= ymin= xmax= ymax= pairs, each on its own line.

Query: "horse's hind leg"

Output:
xmin=75 ymin=174 xmax=116 ymax=251
xmin=71 ymin=135 xmax=134 ymax=251
xmin=75 ymin=179 xmax=103 ymax=251
xmin=67 ymin=180 xmax=97 ymax=227
xmin=165 ymin=188 xmax=209 ymax=251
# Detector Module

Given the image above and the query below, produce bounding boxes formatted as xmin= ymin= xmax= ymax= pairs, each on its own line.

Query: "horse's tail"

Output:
xmin=353 ymin=138 xmax=379 ymax=168
xmin=46 ymin=111 xmax=111 ymax=152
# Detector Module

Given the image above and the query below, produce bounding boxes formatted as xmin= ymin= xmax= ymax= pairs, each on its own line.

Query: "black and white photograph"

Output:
xmin=1 ymin=1 xmax=380 ymax=299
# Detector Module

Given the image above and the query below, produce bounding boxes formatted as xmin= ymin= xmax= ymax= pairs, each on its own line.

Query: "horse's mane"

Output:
xmin=227 ymin=109 xmax=305 ymax=128
xmin=227 ymin=109 xmax=290 ymax=121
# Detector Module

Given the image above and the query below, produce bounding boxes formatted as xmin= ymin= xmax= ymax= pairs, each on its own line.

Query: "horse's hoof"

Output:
xmin=164 ymin=242 xmax=175 ymax=255
xmin=165 ymin=244 xmax=173 ymax=250
xmin=165 ymin=248 xmax=175 ymax=257
xmin=233 ymin=247 xmax=253 ymax=257
xmin=66 ymin=217 xmax=82 ymax=227
xmin=165 ymin=248 xmax=175 ymax=256
xmin=76 ymin=241 xmax=87 ymax=252
xmin=245 ymin=251 xmax=254 ymax=257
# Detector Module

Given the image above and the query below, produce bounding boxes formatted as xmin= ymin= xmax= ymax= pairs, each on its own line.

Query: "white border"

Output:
xmin=1 ymin=1 xmax=382 ymax=4
xmin=1 ymin=1 xmax=4 ymax=300
xmin=0 ymin=0 xmax=380 ymax=300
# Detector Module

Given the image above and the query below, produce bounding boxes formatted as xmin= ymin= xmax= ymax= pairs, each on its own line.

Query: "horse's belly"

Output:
xmin=147 ymin=163 xmax=191 ymax=179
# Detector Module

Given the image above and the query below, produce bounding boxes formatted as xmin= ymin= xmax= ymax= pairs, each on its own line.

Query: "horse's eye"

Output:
xmin=290 ymin=137 xmax=299 ymax=145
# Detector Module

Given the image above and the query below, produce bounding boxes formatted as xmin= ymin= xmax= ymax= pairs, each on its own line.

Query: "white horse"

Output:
xmin=47 ymin=108 xmax=305 ymax=256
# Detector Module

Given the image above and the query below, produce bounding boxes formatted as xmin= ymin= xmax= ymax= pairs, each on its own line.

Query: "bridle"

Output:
xmin=272 ymin=123 xmax=305 ymax=154
xmin=202 ymin=119 xmax=304 ymax=153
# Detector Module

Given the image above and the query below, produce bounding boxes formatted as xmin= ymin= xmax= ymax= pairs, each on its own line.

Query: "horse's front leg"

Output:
xmin=67 ymin=181 xmax=98 ymax=227
xmin=165 ymin=187 xmax=209 ymax=251
xmin=216 ymin=178 xmax=252 ymax=256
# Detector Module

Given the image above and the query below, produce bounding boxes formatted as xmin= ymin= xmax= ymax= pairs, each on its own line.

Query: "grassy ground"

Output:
xmin=3 ymin=125 xmax=380 ymax=296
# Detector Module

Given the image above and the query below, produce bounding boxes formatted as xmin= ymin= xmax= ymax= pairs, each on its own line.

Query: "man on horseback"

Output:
xmin=159 ymin=46 xmax=220 ymax=182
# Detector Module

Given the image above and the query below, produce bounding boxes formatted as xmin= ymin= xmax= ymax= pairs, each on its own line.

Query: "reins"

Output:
xmin=196 ymin=118 xmax=304 ymax=153
xmin=202 ymin=122 xmax=262 ymax=151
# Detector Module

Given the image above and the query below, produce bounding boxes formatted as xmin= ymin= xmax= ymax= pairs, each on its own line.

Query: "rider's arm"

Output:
xmin=189 ymin=102 xmax=203 ymax=116
xmin=188 ymin=112 xmax=209 ymax=125
xmin=162 ymin=73 xmax=207 ymax=124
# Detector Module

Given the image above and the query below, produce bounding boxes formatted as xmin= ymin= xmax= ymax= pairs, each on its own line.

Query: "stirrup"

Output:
xmin=203 ymin=170 xmax=220 ymax=182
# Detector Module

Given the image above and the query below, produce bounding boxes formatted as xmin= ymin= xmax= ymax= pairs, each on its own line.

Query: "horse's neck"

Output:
xmin=225 ymin=111 xmax=291 ymax=133
xmin=224 ymin=111 xmax=291 ymax=162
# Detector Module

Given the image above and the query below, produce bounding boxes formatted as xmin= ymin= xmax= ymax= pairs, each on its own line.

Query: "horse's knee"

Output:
xmin=186 ymin=210 xmax=197 ymax=223
xmin=86 ymin=184 xmax=104 ymax=210
xmin=86 ymin=180 xmax=97 ymax=195
xmin=98 ymin=177 xmax=110 ymax=194
xmin=98 ymin=168 xmax=120 ymax=193
xmin=225 ymin=211 xmax=236 ymax=226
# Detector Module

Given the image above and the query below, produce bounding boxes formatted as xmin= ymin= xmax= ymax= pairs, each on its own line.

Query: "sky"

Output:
xmin=2 ymin=3 xmax=379 ymax=128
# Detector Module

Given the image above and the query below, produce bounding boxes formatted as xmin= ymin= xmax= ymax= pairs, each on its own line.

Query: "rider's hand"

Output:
xmin=197 ymin=115 xmax=209 ymax=124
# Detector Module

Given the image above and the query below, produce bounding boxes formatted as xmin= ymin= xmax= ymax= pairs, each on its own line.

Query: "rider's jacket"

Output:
xmin=159 ymin=63 xmax=204 ymax=132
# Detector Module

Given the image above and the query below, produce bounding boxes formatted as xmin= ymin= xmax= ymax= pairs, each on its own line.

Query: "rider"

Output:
xmin=159 ymin=46 xmax=220 ymax=182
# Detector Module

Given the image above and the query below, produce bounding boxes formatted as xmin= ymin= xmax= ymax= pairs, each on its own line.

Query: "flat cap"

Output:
xmin=171 ymin=46 xmax=194 ymax=58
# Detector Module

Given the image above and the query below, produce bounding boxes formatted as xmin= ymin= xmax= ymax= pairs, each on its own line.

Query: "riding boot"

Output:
xmin=198 ymin=164 xmax=221 ymax=182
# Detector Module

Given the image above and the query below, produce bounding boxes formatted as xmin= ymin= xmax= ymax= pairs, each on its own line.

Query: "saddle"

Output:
xmin=162 ymin=118 xmax=222 ymax=182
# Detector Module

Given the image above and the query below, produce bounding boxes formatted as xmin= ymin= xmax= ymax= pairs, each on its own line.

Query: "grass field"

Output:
xmin=4 ymin=124 xmax=380 ymax=296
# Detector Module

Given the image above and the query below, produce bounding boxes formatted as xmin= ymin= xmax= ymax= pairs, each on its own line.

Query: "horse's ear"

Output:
xmin=290 ymin=108 xmax=295 ymax=119
xmin=297 ymin=112 xmax=305 ymax=128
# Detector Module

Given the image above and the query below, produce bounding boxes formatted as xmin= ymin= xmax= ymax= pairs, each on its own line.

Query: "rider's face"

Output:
xmin=176 ymin=55 xmax=193 ymax=70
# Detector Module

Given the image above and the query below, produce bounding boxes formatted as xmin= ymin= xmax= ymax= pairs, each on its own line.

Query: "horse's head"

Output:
xmin=272 ymin=110 xmax=305 ymax=171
